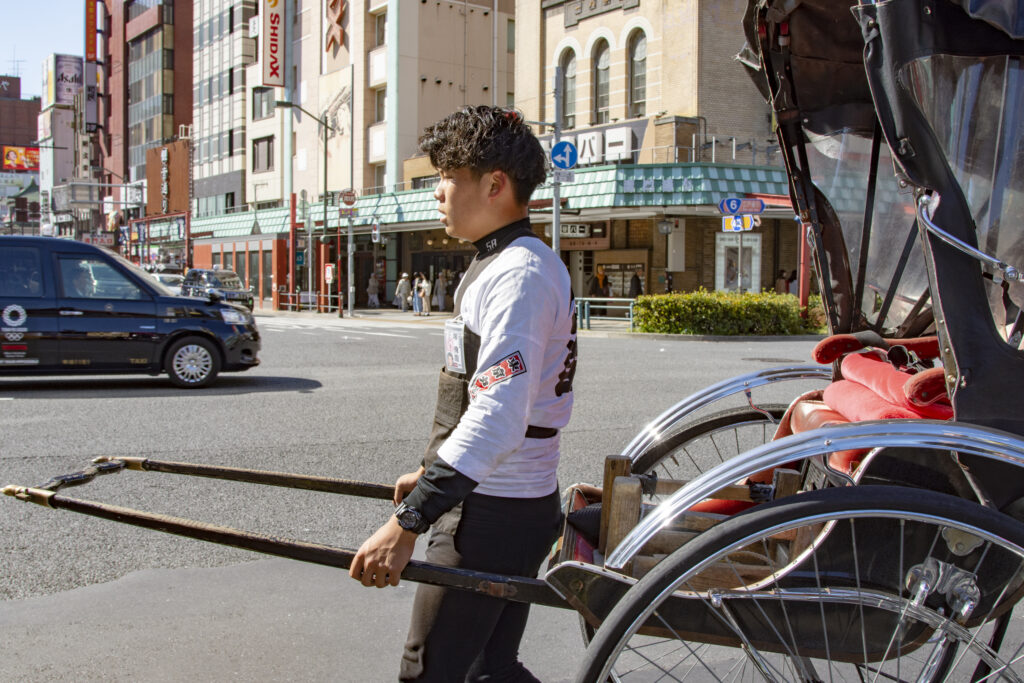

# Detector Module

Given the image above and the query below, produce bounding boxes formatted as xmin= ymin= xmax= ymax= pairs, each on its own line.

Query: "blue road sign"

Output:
xmin=551 ymin=141 xmax=578 ymax=170
xmin=718 ymin=197 xmax=766 ymax=215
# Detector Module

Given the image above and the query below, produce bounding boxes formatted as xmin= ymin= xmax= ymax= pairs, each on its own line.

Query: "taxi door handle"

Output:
xmin=59 ymin=309 xmax=84 ymax=316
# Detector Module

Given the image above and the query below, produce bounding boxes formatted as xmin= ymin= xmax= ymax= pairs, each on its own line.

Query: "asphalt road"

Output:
xmin=0 ymin=312 xmax=821 ymax=681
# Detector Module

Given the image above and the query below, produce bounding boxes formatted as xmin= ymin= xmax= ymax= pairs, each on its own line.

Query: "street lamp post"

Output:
xmin=275 ymin=100 xmax=336 ymax=311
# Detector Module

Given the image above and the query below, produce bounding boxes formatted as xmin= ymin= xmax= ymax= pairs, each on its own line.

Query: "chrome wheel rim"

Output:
xmin=172 ymin=344 xmax=212 ymax=384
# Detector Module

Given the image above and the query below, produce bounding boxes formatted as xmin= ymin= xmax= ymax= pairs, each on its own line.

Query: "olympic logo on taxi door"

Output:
xmin=2 ymin=304 xmax=27 ymax=329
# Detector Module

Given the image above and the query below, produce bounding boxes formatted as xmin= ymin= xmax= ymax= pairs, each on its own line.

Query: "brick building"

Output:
xmin=512 ymin=0 xmax=797 ymax=297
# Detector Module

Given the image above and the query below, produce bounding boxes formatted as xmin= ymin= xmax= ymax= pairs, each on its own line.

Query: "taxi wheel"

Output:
xmin=166 ymin=337 xmax=221 ymax=388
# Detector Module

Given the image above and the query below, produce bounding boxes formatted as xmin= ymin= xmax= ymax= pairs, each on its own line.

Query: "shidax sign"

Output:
xmin=262 ymin=0 xmax=285 ymax=87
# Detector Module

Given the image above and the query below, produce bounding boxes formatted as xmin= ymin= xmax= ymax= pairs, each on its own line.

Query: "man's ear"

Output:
xmin=487 ymin=170 xmax=508 ymax=198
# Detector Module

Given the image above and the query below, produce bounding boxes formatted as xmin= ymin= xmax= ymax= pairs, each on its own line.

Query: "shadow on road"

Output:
xmin=0 ymin=374 xmax=322 ymax=398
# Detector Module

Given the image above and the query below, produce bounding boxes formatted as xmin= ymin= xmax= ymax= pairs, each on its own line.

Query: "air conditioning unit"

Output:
xmin=667 ymin=219 xmax=685 ymax=271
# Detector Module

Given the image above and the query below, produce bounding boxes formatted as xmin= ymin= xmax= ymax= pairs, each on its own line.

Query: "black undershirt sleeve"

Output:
xmin=402 ymin=460 xmax=479 ymax=524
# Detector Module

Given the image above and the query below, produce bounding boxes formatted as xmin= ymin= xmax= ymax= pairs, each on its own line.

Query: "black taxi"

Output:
xmin=0 ymin=236 xmax=260 ymax=388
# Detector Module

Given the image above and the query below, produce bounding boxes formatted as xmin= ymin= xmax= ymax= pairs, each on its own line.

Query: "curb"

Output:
xmin=252 ymin=308 xmax=824 ymax=342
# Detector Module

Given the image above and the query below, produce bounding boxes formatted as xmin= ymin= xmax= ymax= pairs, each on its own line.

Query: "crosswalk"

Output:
xmin=254 ymin=315 xmax=442 ymax=340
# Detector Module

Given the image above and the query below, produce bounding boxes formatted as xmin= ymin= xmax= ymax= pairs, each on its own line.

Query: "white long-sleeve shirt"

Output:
xmin=436 ymin=235 xmax=576 ymax=497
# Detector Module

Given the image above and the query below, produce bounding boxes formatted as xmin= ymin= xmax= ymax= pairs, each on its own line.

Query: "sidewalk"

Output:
xmin=254 ymin=304 xmax=636 ymax=333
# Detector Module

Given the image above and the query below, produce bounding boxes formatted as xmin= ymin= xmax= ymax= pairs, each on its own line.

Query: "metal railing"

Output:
xmin=277 ymin=290 xmax=345 ymax=314
xmin=576 ymin=297 xmax=636 ymax=331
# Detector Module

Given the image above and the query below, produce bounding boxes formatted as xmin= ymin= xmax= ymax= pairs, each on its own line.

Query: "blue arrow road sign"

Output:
xmin=718 ymin=197 xmax=766 ymax=215
xmin=551 ymin=140 xmax=578 ymax=170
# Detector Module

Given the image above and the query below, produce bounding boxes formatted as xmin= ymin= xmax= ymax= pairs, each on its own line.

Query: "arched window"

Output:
xmin=628 ymin=31 xmax=647 ymax=118
xmin=593 ymin=40 xmax=610 ymax=124
xmin=560 ymin=50 xmax=577 ymax=130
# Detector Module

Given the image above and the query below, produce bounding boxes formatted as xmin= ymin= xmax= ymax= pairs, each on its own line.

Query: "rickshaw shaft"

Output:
xmin=2 ymin=485 xmax=569 ymax=610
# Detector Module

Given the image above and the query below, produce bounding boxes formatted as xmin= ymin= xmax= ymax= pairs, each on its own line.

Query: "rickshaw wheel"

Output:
xmin=631 ymin=406 xmax=787 ymax=486
xmin=576 ymin=486 xmax=1024 ymax=683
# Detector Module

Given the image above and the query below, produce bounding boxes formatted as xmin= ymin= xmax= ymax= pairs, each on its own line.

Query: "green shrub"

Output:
xmin=631 ymin=289 xmax=814 ymax=335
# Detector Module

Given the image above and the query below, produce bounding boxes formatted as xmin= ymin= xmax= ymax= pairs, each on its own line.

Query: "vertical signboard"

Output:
xmin=261 ymin=0 xmax=286 ymax=87
xmin=84 ymin=0 xmax=98 ymax=62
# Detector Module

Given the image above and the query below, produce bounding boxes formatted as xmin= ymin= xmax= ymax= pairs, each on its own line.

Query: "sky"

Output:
xmin=4 ymin=0 xmax=86 ymax=99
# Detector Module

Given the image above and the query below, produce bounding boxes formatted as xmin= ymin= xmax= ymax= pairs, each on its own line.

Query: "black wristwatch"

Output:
xmin=394 ymin=502 xmax=430 ymax=534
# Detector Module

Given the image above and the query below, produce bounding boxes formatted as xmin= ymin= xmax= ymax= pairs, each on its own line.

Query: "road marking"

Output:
xmin=363 ymin=331 xmax=416 ymax=338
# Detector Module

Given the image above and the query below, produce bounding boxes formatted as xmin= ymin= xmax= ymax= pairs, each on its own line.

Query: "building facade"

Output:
xmin=137 ymin=0 xmax=798 ymax=311
xmin=511 ymin=0 xmax=794 ymax=298
xmin=192 ymin=0 xmax=256 ymax=219
xmin=0 ymin=76 xmax=42 ymax=233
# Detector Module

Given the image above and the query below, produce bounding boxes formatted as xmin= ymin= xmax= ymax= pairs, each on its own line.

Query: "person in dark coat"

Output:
xmin=628 ymin=267 xmax=644 ymax=298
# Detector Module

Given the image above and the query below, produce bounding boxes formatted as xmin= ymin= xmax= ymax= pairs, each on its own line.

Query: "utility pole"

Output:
xmin=552 ymin=65 xmax=562 ymax=256
xmin=347 ymin=65 xmax=355 ymax=318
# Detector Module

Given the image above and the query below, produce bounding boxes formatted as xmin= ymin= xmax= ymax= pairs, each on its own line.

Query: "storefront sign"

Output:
xmin=261 ymin=0 xmax=286 ymax=87
xmin=540 ymin=123 xmax=638 ymax=167
xmin=561 ymin=223 xmax=590 ymax=238
xmin=160 ymin=148 xmax=169 ymax=214
xmin=561 ymin=236 xmax=610 ymax=250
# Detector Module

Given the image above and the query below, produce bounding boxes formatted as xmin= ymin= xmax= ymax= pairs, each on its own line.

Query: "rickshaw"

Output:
xmin=8 ymin=1 xmax=1024 ymax=680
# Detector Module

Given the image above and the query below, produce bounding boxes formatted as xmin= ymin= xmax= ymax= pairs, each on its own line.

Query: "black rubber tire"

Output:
xmin=165 ymin=336 xmax=221 ymax=389
xmin=632 ymin=405 xmax=788 ymax=476
xmin=576 ymin=485 xmax=1024 ymax=683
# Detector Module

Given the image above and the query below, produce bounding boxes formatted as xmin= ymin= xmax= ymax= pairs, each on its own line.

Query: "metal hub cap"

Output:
xmin=173 ymin=345 xmax=212 ymax=383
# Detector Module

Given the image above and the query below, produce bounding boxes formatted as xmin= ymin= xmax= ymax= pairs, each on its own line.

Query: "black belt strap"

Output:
xmin=525 ymin=425 xmax=558 ymax=439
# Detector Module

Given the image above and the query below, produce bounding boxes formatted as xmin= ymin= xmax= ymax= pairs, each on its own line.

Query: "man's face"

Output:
xmin=434 ymin=167 xmax=491 ymax=241
xmin=74 ymin=270 xmax=91 ymax=291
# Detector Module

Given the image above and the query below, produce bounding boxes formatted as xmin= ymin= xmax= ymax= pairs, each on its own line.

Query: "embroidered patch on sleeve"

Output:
xmin=469 ymin=351 xmax=527 ymax=399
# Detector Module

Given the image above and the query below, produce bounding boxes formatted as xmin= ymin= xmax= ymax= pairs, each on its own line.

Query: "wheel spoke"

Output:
xmin=578 ymin=486 xmax=1024 ymax=683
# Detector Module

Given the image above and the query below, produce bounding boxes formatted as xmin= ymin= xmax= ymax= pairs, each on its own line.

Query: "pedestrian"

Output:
xmin=395 ymin=273 xmax=412 ymax=311
xmin=788 ymin=269 xmax=798 ymax=295
xmin=774 ymin=269 xmax=788 ymax=294
xmin=420 ymin=272 xmax=433 ymax=316
xmin=368 ymin=273 xmax=380 ymax=308
xmin=628 ymin=266 xmax=644 ymax=299
xmin=588 ymin=264 xmax=609 ymax=316
xmin=350 ymin=105 xmax=577 ymax=683
xmin=433 ymin=271 xmax=446 ymax=313
xmin=412 ymin=273 xmax=424 ymax=315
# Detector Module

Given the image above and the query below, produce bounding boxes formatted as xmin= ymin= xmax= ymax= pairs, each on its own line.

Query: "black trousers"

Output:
xmin=399 ymin=490 xmax=562 ymax=682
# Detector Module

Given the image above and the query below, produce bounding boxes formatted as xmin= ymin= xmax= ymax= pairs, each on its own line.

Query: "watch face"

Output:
xmin=396 ymin=504 xmax=428 ymax=533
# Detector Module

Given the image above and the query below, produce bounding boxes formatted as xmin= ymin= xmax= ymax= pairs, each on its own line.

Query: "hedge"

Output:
xmin=631 ymin=289 xmax=824 ymax=335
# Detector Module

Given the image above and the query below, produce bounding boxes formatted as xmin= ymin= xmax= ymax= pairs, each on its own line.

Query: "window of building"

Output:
xmin=507 ymin=20 xmax=515 ymax=53
xmin=593 ymin=40 xmax=610 ymax=125
xmin=253 ymin=136 xmax=274 ymax=172
xmin=628 ymin=31 xmax=647 ymax=119
xmin=374 ymin=88 xmax=386 ymax=123
xmin=253 ymin=87 xmax=274 ymax=120
xmin=507 ymin=92 xmax=515 ymax=107
xmin=412 ymin=174 xmax=439 ymax=189
xmin=374 ymin=12 xmax=387 ymax=47
xmin=373 ymin=164 xmax=386 ymax=191
xmin=560 ymin=49 xmax=576 ymax=130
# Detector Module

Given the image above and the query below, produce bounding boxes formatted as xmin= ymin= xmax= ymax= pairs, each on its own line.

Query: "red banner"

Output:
xmin=85 ymin=0 xmax=98 ymax=62
xmin=2 ymin=146 xmax=39 ymax=172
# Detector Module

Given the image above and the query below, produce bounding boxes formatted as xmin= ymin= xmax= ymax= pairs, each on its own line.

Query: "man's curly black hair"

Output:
xmin=418 ymin=106 xmax=548 ymax=205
